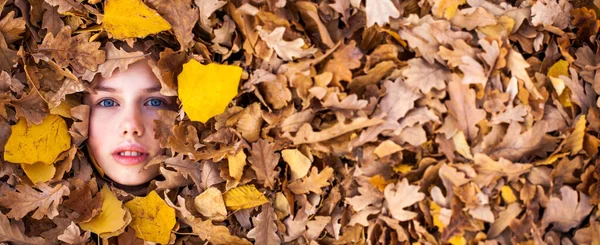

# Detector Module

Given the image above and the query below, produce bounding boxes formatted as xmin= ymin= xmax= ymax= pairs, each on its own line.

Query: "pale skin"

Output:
xmin=85 ymin=59 xmax=176 ymax=186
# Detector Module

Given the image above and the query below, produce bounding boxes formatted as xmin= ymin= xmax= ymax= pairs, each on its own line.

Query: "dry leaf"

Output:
xmin=103 ymin=0 xmax=172 ymax=39
xmin=124 ymin=190 xmax=176 ymax=244
xmin=79 ymin=185 xmax=129 ymax=239
xmin=0 ymin=182 xmax=70 ymax=220
xmin=288 ymin=166 xmax=334 ymax=195
xmin=247 ymin=203 xmax=281 ymax=245
xmin=365 ymin=0 xmax=400 ymax=27
xmin=383 ymin=178 xmax=425 ymax=221
xmin=194 ymin=187 xmax=228 ymax=221
xmin=541 ymin=186 xmax=593 ymax=232
xmin=223 ymin=184 xmax=269 ymax=210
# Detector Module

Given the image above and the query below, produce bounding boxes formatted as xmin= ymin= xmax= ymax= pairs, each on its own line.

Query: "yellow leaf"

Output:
xmin=194 ymin=187 xmax=228 ymax=221
xmin=124 ymin=190 xmax=176 ymax=244
xmin=4 ymin=115 xmax=70 ymax=165
xmin=223 ymin=184 xmax=269 ymax=211
xmin=281 ymin=149 xmax=312 ymax=180
xmin=452 ymin=131 xmax=473 ymax=160
xmin=433 ymin=0 xmax=466 ymax=19
xmin=79 ymin=185 xmax=130 ymax=238
xmin=103 ymin=0 xmax=172 ymax=39
xmin=449 ymin=235 xmax=466 ymax=245
xmin=21 ymin=162 xmax=56 ymax=184
xmin=548 ymin=60 xmax=569 ymax=78
xmin=501 ymin=186 xmax=517 ymax=204
xmin=430 ymin=202 xmax=445 ymax=232
xmin=368 ymin=175 xmax=390 ymax=192
xmin=393 ymin=163 xmax=413 ymax=174
xmin=178 ymin=60 xmax=243 ymax=123
xmin=563 ymin=115 xmax=586 ymax=155
xmin=478 ymin=15 xmax=515 ymax=38
xmin=227 ymin=150 xmax=246 ymax=181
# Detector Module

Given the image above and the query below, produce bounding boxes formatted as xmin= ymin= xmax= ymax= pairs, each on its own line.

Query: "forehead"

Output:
xmin=92 ymin=59 xmax=160 ymax=92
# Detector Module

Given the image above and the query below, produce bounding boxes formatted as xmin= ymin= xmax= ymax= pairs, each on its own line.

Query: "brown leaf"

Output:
xmin=445 ymin=75 xmax=486 ymax=141
xmin=322 ymin=40 xmax=363 ymax=85
xmin=288 ymin=166 xmax=333 ymax=195
xmin=0 ymin=211 xmax=45 ymax=244
xmin=0 ymin=10 xmax=26 ymax=44
xmin=44 ymin=0 xmax=85 ymax=14
xmin=0 ymin=182 xmax=70 ymax=220
xmin=284 ymin=116 xmax=384 ymax=144
xmin=541 ymin=186 xmax=593 ymax=232
xmin=247 ymin=203 xmax=281 ymax=245
xmin=97 ymin=42 xmax=146 ymax=78
xmin=248 ymin=138 xmax=280 ymax=189
xmin=153 ymin=109 xmax=178 ymax=148
xmin=0 ymin=32 xmax=17 ymax=72
xmin=10 ymin=90 xmax=48 ymax=126
xmin=36 ymin=26 xmax=106 ymax=72
xmin=488 ymin=121 xmax=549 ymax=161
xmin=147 ymin=0 xmax=198 ymax=50
xmin=41 ymin=3 xmax=64 ymax=36
xmin=62 ymin=179 xmax=103 ymax=223
xmin=402 ymin=58 xmax=450 ymax=94
xmin=57 ymin=222 xmax=91 ymax=245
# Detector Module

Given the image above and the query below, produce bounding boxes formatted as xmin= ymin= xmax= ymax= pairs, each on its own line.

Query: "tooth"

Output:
xmin=124 ymin=151 xmax=132 ymax=156
xmin=132 ymin=152 xmax=139 ymax=156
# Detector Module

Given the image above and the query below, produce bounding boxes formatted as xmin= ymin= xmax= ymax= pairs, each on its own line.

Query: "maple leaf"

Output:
xmin=541 ymin=186 xmax=593 ymax=232
xmin=288 ymin=166 xmax=334 ymax=194
xmin=365 ymin=0 xmax=400 ymax=27
xmin=383 ymin=178 xmax=425 ymax=221
xmin=0 ymin=182 xmax=70 ymax=220
xmin=248 ymin=139 xmax=280 ymax=189
xmin=247 ymin=204 xmax=281 ymax=245
xmin=256 ymin=26 xmax=317 ymax=61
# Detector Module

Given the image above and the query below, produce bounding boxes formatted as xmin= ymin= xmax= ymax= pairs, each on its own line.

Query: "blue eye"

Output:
xmin=146 ymin=98 xmax=163 ymax=107
xmin=98 ymin=99 xmax=117 ymax=107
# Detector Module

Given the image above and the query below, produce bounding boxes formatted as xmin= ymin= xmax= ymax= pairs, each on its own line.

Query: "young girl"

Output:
xmin=84 ymin=52 xmax=177 ymax=192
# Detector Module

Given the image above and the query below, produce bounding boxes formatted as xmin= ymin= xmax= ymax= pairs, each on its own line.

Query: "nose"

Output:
xmin=119 ymin=106 xmax=144 ymax=137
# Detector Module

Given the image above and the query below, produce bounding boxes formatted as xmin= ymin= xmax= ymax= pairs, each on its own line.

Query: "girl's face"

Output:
xmin=85 ymin=59 xmax=176 ymax=186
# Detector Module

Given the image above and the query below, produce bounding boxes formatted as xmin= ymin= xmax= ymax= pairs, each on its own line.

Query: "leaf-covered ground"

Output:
xmin=1 ymin=0 xmax=600 ymax=244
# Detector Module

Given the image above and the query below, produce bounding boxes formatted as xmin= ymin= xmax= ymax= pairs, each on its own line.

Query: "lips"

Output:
xmin=111 ymin=143 xmax=150 ymax=165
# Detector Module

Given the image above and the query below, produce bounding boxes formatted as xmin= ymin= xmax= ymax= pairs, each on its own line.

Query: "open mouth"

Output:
xmin=112 ymin=144 xmax=150 ymax=165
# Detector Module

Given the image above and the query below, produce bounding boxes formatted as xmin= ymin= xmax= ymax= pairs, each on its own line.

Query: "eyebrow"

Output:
xmin=93 ymin=85 xmax=162 ymax=93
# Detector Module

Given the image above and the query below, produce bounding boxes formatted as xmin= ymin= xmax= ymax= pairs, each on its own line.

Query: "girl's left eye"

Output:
xmin=145 ymin=98 xmax=163 ymax=107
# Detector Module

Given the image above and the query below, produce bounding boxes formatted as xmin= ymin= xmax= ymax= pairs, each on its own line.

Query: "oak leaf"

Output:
xmin=147 ymin=0 xmax=198 ymax=50
xmin=177 ymin=59 xmax=242 ymax=123
xmin=288 ymin=166 xmax=334 ymax=195
xmin=97 ymin=42 xmax=146 ymax=78
xmin=37 ymin=26 xmax=106 ymax=72
xmin=4 ymin=114 xmax=70 ymax=165
xmin=0 ymin=10 xmax=26 ymax=44
xmin=322 ymin=41 xmax=363 ymax=85
xmin=247 ymin=204 xmax=281 ymax=245
xmin=365 ymin=0 xmax=400 ymax=27
xmin=62 ymin=180 xmax=103 ymax=223
xmin=124 ymin=190 xmax=176 ymax=244
xmin=223 ymin=184 xmax=269 ymax=211
xmin=256 ymin=26 xmax=317 ymax=61
xmin=0 ymin=182 xmax=70 ymax=220
xmin=57 ymin=222 xmax=91 ymax=245
xmin=196 ymin=0 xmax=226 ymax=31
xmin=531 ymin=0 xmax=572 ymax=29
xmin=541 ymin=186 xmax=592 ymax=232
xmin=0 ymin=212 xmax=45 ymax=244
xmin=384 ymin=178 xmax=425 ymax=221
xmin=433 ymin=0 xmax=466 ymax=19
xmin=284 ymin=116 xmax=383 ymax=144
xmin=248 ymin=139 xmax=280 ymax=189
xmin=0 ymin=32 xmax=18 ymax=72
xmin=445 ymin=75 xmax=486 ymax=141
xmin=488 ymin=121 xmax=549 ymax=161
xmin=402 ymin=58 xmax=450 ymax=94
xmin=103 ymin=0 xmax=172 ymax=39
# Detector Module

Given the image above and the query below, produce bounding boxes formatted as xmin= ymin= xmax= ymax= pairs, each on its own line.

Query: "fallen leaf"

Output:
xmin=146 ymin=0 xmax=198 ymax=50
xmin=384 ymin=178 xmax=425 ymax=221
xmin=97 ymin=42 xmax=146 ymax=78
xmin=227 ymin=150 xmax=247 ymax=181
xmin=0 ymin=212 xmax=45 ymax=244
xmin=531 ymin=0 xmax=572 ymax=29
xmin=36 ymin=26 xmax=106 ymax=72
xmin=445 ymin=75 xmax=486 ymax=141
xmin=21 ymin=161 xmax=56 ymax=184
xmin=103 ymin=0 xmax=172 ymax=39
xmin=402 ymin=58 xmax=450 ymax=94
xmin=223 ymin=184 xmax=269 ymax=211
xmin=256 ymin=26 xmax=317 ymax=61
xmin=248 ymin=139 xmax=280 ymax=189
xmin=433 ymin=0 xmax=466 ymax=19
xmin=247 ymin=203 xmax=280 ymax=245
xmin=57 ymin=222 xmax=91 ymax=245
xmin=194 ymin=187 xmax=228 ymax=221
xmin=0 ymin=182 xmax=70 ymax=220
xmin=4 ymin=114 xmax=70 ymax=165
xmin=281 ymin=149 xmax=312 ymax=181
xmin=177 ymin=59 xmax=243 ymax=123
xmin=288 ymin=166 xmax=334 ymax=195
xmin=124 ymin=190 xmax=176 ymax=244
xmin=541 ymin=186 xmax=593 ymax=232
xmin=365 ymin=0 xmax=400 ymax=27
xmin=79 ymin=185 xmax=130 ymax=239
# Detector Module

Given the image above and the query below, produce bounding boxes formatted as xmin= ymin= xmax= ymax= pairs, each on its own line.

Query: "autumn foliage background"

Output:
xmin=1 ymin=0 xmax=600 ymax=244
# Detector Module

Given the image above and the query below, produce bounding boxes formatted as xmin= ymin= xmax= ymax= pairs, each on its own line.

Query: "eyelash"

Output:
xmin=96 ymin=98 xmax=167 ymax=108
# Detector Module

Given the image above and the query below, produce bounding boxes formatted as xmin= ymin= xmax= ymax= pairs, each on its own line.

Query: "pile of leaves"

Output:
xmin=1 ymin=0 xmax=600 ymax=243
